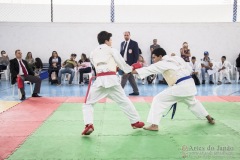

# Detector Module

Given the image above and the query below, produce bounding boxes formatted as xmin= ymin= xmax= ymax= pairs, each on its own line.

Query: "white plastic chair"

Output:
xmin=12 ymin=81 xmax=33 ymax=99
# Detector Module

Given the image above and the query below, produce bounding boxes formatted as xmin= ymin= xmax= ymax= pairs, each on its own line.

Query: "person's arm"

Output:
xmin=10 ymin=59 xmax=18 ymax=77
xmin=49 ymin=57 xmax=53 ymax=66
xmin=133 ymin=61 xmax=165 ymax=79
xmin=111 ymin=48 xmax=132 ymax=73
xmin=133 ymin=42 xmax=139 ymax=63
xmin=58 ymin=57 xmax=61 ymax=67
xmin=185 ymin=49 xmax=191 ymax=57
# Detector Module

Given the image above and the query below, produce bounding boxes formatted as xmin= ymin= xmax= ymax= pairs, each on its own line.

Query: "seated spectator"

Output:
xmin=48 ymin=51 xmax=61 ymax=83
xmin=57 ymin=53 xmax=77 ymax=85
xmin=217 ymin=56 xmax=231 ymax=85
xmin=189 ymin=56 xmax=200 ymax=85
xmin=10 ymin=49 xmax=42 ymax=100
xmin=78 ymin=53 xmax=92 ymax=85
xmin=180 ymin=42 xmax=191 ymax=62
xmin=201 ymin=51 xmax=214 ymax=84
xmin=0 ymin=50 xmax=9 ymax=80
xmin=34 ymin=57 xmax=43 ymax=75
xmin=25 ymin=52 xmax=35 ymax=70
xmin=236 ymin=53 xmax=240 ymax=80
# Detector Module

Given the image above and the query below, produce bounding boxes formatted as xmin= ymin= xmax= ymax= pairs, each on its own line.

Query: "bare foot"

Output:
xmin=206 ymin=115 xmax=215 ymax=125
xmin=143 ymin=124 xmax=159 ymax=131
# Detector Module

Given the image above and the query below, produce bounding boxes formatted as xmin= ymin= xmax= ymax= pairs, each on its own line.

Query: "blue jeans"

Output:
xmin=201 ymin=68 xmax=213 ymax=81
xmin=58 ymin=68 xmax=75 ymax=84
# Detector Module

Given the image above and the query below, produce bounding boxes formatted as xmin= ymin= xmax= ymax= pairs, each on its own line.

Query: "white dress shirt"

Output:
xmin=123 ymin=40 xmax=130 ymax=61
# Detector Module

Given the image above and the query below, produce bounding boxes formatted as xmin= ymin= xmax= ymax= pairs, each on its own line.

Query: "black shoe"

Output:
xmin=129 ymin=92 xmax=139 ymax=96
xmin=202 ymin=80 xmax=205 ymax=84
xmin=209 ymin=81 xmax=214 ymax=84
xmin=20 ymin=95 xmax=26 ymax=100
xmin=32 ymin=93 xmax=42 ymax=97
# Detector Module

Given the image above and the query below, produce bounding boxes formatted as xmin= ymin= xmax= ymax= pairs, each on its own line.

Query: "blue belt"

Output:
xmin=176 ymin=76 xmax=192 ymax=84
xmin=163 ymin=75 xmax=192 ymax=119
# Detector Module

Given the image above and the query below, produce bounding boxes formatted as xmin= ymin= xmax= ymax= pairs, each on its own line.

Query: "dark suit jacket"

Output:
xmin=120 ymin=39 xmax=139 ymax=65
xmin=10 ymin=58 xmax=34 ymax=85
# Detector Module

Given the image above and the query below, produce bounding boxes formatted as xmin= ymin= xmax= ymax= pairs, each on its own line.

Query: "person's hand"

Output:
xmin=132 ymin=70 xmax=138 ymax=74
xmin=222 ymin=66 xmax=226 ymax=70
xmin=17 ymin=74 xmax=20 ymax=77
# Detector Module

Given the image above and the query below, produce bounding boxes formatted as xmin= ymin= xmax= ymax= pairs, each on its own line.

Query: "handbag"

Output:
xmin=17 ymin=76 xmax=23 ymax=89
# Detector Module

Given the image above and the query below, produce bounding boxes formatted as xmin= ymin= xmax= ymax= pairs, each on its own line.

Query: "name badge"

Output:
xmin=129 ymin=49 xmax=132 ymax=54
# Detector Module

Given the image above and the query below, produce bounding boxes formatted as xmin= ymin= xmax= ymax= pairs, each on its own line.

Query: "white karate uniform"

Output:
xmin=136 ymin=55 xmax=209 ymax=125
xmin=82 ymin=44 xmax=140 ymax=125
xmin=189 ymin=61 xmax=200 ymax=75
xmin=217 ymin=61 xmax=231 ymax=82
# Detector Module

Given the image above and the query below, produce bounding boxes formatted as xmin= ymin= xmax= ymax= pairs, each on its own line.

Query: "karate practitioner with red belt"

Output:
xmin=82 ymin=31 xmax=144 ymax=135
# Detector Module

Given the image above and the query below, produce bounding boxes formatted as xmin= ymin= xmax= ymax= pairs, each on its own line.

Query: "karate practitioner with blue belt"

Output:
xmin=132 ymin=48 xmax=215 ymax=131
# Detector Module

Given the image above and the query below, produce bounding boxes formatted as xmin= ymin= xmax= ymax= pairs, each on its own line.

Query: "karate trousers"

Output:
xmin=83 ymin=84 xmax=140 ymax=125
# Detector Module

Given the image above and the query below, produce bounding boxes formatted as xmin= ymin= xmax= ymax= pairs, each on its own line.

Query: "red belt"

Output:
xmin=84 ymin=72 xmax=116 ymax=103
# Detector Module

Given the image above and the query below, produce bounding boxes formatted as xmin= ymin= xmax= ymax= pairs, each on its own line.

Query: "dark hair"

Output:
xmin=192 ymin=56 xmax=196 ymax=60
xmin=52 ymin=51 xmax=58 ymax=58
xmin=1 ymin=50 xmax=5 ymax=54
xmin=152 ymin=48 xmax=166 ymax=57
xmin=71 ymin=53 xmax=77 ymax=57
xmin=34 ymin=57 xmax=43 ymax=69
xmin=79 ymin=53 xmax=90 ymax=63
xmin=97 ymin=31 xmax=112 ymax=44
xmin=222 ymin=56 xmax=226 ymax=59
xmin=15 ymin=49 xmax=20 ymax=54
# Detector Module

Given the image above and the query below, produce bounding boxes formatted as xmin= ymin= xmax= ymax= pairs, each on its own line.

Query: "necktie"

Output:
xmin=19 ymin=60 xmax=28 ymax=76
xmin=123 ymin=41 xmax=127 ymax=54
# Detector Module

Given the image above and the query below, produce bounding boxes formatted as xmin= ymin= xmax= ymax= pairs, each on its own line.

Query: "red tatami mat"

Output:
xmin=0 ymin=136 xmax=27 ymax=160
xmin=219 ymin=96 xmax=240 ymax=102
xmin=65 ymin=97 xmax=106 ymax=103
xmin=0 ymin=98 xmax=61 ymax=159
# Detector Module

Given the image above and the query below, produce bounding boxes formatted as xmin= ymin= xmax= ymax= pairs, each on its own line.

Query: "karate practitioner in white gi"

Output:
xmin=217 ymin=56 xmax=232 ymax=85
xmin=82 ymin=31 xmax=144 ymax=135
xmin=132 ymin=48 xmax=215 ymax=131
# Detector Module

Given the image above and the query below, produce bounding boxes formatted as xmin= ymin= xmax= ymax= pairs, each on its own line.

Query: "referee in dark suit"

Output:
xmin=120 ymin=31 xmax=139 ymax=95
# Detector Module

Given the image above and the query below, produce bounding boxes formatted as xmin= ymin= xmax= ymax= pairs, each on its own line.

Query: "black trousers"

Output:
xmin=79 ymin=67 xmax=91 ymax=83
xmin=48 ymin=67 xmax=60 ymax=82
xmin=19 ymin=75 xmax=41 ymax=95
xmin=0 ymin=65 xmax=7 ymax=79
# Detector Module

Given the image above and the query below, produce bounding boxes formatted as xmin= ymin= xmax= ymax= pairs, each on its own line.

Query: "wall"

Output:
xmin=0 ymin=3 xmax=238 ymax=23
xmin=0 ymin=22 xmax=239 ymax=65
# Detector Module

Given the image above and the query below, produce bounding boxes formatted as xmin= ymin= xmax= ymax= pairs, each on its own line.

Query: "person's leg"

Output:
xmin=107 ymin=85 xmax=141 ymax=124
xmin=79 ymin=67 xmax=91 ymax=83
xmin=145 ymin=90 xmax=178 ymax=131
xmin=201 ymin=68 xmax=206 ymax=84
xmin=0 ymin=65 xmax=7 ymax=80
xmin=24 ymin=75 xmax=42 ymax=94
xmin=82 ymin=86 xmax=108 ymax=135
xmin=224 ymin=71 xmax=231 ymax=83
xmin=68 ymin=68 xmax=75 ymax=84
xmin=182 ymin=96 xmax=215 ymax=124
xmin=121 ymin=73 xmax=130 ymax=88
xmin=128 ymin=73 xmax=139 ymax=94
xmin=19 ymin=76 xmax=26 ymax=97
xmin=57 ymin=68 xmax=65 ymax=84
xmin=217 ymin=71 xmax=223 ymax=85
